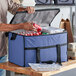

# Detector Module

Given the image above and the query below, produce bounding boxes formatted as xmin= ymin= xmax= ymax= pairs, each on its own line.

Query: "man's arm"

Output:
xmin=17 ymin=7 xmax=35 ymax=14
xmin=0 ymin=22 xmax=35 ymax=32
xmin=8 ymin=0 xmax=35 ymax=14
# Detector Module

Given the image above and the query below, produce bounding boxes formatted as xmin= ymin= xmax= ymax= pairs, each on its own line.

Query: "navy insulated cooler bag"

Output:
xmin=8 ymin=9 xmax=68 ymax=67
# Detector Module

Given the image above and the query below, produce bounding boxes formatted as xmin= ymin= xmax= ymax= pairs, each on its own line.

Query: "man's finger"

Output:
xmin=27 ymin=7 xmax=35 ymax=14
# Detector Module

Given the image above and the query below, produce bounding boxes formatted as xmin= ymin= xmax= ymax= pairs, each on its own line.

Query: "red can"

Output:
xmin=25 ymin=34 xmax=28 ymax=36
xmin=33 ymin=32 xmax=37 ymax=36
xmin=38 ymin=32 xmax=41 ymax=35
xmin=30 ymin=33 xmax=33 ymax=36
xmin=33 ymin=23 xmax=42 ymax=32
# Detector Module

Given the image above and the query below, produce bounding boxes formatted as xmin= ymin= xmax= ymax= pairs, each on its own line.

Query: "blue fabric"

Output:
xmin=0 ymin=55 xmax=7 ymax=76
xmin=9 ymin=33 xmax=24 ymax=66
xmin=25 ymin=32 xmax=67 ymax=48
xmin=9 ymin=32 xmax=67 ymax=67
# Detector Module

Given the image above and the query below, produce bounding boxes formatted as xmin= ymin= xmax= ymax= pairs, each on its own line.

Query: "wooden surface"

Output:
xmin=0 ymin=60 xmax=76 ymax=76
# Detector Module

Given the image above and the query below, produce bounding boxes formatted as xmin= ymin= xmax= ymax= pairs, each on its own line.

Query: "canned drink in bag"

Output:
xmin=33 ymin=23 xmax=42 ymax=32
xmin=36 ymin=32 xmax=39 ymax=35
xmin=38 ymin=32 xmax=42 ymax=35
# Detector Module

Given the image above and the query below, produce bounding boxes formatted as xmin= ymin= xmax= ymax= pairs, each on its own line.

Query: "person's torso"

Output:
xmin=0 ymin=0 xmax=9 ymax=57
xmin=0 ymin=0 xmax=8 ymax=23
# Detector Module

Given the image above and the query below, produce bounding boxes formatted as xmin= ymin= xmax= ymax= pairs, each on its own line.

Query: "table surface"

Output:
xmin=0 ymin=60 xmax=76 ymax=76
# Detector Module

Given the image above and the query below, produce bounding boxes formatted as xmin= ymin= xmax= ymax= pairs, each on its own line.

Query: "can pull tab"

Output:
xmin=11 ymin=33 xmax=17 ymax=40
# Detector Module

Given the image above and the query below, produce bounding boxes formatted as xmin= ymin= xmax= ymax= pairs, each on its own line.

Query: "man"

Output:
xmin=0 ymin=0 xmax=36 ymax=76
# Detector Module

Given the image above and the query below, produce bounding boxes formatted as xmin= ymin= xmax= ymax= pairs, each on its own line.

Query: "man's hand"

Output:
xmin=17 ymin=7 xmax=35 ymax=14
xmin=26 ymin=7 xmax=35 ymax=14
xmin=0 ymin=22 xmax=36 ymax=32
xmin=19 ymin=22 xmax=36 ymax=31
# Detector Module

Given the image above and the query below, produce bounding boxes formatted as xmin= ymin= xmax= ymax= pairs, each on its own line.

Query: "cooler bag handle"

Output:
xmin=59 ymin=0 xmax=69 ymax=2
xmin=56 ymin=45 xmax=61 ymax=64
xmin=37 ymin=0 xmax=49 ymax=4
xmin=36 ymin=44 xmax=61 ymax=64
xmin=5 ymin=32 xmax=9 ymax=37
xmin=36 ymin=48 xmax=54 ymax=64
xmin=11 ymin=33 xmax=17 ymax=40
xmin=25 ymin=43 xmax=67 ymax=65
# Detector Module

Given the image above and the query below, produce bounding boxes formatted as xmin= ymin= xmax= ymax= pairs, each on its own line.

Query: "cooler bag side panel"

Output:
xmin=8 ymin=33 xmax=24 ymax=66
xmin=25 ymin=50 xmax=36 ymax=67
xmin=61 ymin=45 xmax=67 ymax=61
xmin=59 ymin=32 xmax=68 ymax=62
xmin=40 ymin=44 xmax=67 ymax=63
xmin=24 ymin=32 xmax=67 ymax=67
xmin=25 ymin=32 xmax=67 ymax=48
xmin=25 ymin=48 xmax=57 ymax=67
xmin=40 ymin=32 xmax=67 ymax=62
xmin=40 ymin=48 xmax=57 ymax=62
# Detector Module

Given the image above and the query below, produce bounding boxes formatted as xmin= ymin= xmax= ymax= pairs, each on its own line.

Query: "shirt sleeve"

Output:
xmin=7 ymin=0 xmax=21 ymax=15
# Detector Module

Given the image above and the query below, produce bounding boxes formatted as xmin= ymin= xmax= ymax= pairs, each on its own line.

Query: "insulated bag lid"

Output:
xmin=10 ymin=9 xmax=60 ymax=27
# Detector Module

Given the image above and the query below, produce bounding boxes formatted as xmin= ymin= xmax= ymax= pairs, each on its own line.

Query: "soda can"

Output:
xmin=33 ymin=23 xmax=42 ymax=32
xmin=39 ymin=32 xmax=42 ymax=35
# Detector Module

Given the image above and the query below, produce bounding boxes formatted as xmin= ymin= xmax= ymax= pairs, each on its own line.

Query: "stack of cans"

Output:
xmin=68 ymin=43 xmax=76 ymax=60
xmin=18 ymin=31 xmax=42 ymax=36
xmin=18 ymin=23 xmax=42 ymax=36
